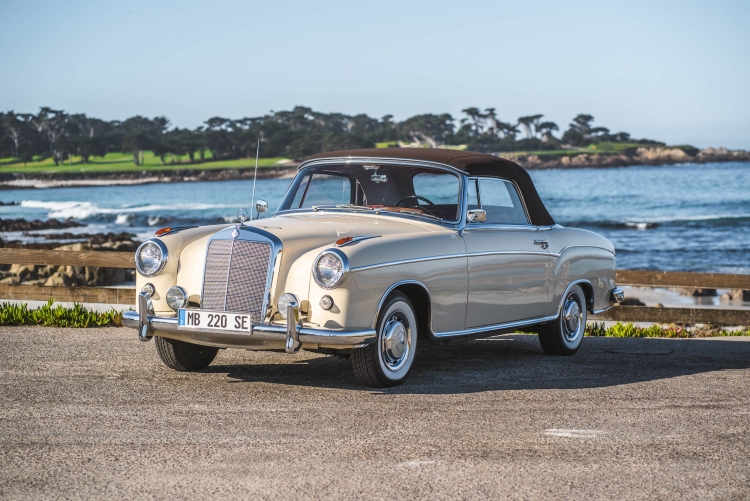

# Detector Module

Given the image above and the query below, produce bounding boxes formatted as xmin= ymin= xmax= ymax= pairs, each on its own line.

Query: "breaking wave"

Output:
xmin=565 ymin=214 xmax=750 ymax=230
xmin=20 ymin=200 xmax=237 ymax=220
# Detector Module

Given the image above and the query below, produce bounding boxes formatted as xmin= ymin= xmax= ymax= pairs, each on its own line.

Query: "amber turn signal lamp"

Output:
xmin=335 ymin=236 xmax=353 ymax=246
xmin=154 ymin=227 xmax=172 ymax=237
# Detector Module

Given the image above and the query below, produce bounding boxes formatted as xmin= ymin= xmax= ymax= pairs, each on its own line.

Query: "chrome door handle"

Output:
xmin=534 ymin=240 xmax=549 ymax=249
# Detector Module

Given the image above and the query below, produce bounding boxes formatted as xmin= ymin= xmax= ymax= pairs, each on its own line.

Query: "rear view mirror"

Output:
xmin=467 ymin=209 xmax=486 ymax=223
xmin=256 ymin=200 xmax=269 ymax=214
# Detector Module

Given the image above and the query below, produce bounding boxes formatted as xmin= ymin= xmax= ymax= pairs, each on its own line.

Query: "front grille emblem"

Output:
xmin=232 ymin=208 xmax=248 ymax=239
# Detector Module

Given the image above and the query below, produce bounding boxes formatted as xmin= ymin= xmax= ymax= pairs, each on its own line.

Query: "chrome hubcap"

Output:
xmin=562 ymin=296 xmax=582 ymax=341
xmin=381 ymin=314 xmax=410 ymax=371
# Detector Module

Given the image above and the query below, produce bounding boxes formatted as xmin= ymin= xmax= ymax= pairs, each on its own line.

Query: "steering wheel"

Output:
xmin=395 ymin=195 xmax=442 ymax=218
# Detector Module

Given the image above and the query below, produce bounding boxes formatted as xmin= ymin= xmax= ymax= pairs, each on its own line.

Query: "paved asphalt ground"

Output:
xmin=1 ymin=327 xmax=749 ymax=500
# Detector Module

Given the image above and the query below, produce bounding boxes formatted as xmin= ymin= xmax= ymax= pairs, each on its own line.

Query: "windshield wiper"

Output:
xmin=335 ymin=204 xmax=375 ymax=211
xmin=376 ymin=208 xmax=442 ymax=221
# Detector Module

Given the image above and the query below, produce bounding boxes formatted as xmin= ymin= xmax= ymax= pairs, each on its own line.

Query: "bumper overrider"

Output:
xmin=124 ymin=292 xmax=376 ymax=353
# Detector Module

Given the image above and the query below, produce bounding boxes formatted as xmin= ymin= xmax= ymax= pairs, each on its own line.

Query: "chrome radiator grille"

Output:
xmin=201 ymin=239 xmax=272 ymax=316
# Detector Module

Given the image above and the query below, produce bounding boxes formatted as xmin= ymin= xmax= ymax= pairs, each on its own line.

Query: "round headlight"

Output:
xmin=166 ymin=286 xmax=189 ymax=312
xmin=135 ymin=239 xmax=168 ymax=277
xmin=277 ymin=293 xmax=299 ymax=320
xmin=312 ymin=249 xmax=349 ymax=290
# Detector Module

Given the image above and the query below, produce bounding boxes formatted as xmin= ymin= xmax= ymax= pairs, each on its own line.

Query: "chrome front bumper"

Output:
xmin=122 ymin=306 xmax=376 ymax=351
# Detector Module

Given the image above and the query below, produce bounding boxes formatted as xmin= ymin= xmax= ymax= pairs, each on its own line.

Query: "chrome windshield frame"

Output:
xmin=275 ymin=157 xmax=468 ymax=230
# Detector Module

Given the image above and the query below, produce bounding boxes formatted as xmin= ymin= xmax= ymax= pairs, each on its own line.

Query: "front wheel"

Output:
xmin=538 ymin=284 xmax=587 ymax=356
xmin=155 ymin=336 xmax=219 ymax=371
xmin=351 ymin=292 xmax=417 ymax=387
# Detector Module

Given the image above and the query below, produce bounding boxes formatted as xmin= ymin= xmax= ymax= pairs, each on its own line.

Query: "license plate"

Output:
xmin=178 ymin=309 xmax=253 ymax=333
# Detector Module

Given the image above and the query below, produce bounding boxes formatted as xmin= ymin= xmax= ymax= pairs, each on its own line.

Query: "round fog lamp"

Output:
xmin=319 ymin=295 xmax=334 ymax=310
xmin=277 ymin=293 xmax=299 ymax=320
xmin=166 ymin=286 xmax=189 ymax=311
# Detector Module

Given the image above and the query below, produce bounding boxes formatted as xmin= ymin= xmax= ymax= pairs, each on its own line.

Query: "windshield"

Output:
xmin=278 ymin=163 xmax=462 ymax=222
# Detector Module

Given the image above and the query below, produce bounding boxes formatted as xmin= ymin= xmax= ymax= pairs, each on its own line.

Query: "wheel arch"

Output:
xmin=373 ymin=280 xmax=432 ymax=340
xmin=560 ymin=279 xmax=595 ymax=314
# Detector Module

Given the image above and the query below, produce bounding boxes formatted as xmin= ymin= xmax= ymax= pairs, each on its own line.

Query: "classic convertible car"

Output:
xmin=123 ymin=148 xmax=623 ymax=387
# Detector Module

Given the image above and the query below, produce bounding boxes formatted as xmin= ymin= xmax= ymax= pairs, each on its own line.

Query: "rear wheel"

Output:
xmin=351 ymin=292 xmax=417 ymax=387
xmin=538 ymin=285 xmax=586 ymax=356
xmin=155 ymin=336 xmax=219 ymax=371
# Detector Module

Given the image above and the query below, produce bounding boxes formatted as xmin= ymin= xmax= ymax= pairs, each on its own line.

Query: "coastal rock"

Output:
xmin=0 ymin=276 xmax=20 ymax=285
xmin=45 ymin=271 xmax=74 ymax=287
xmin=680 ymin=288 xmax=718 ymax=297
xmin=0 ymin=218 xmax=85 ymax=232
xmin=720 ymin=289 xmax=750 ymax=301
xmin=620 ymin=297 xmax=646 ymax=306
xmin=9 ymin=264 xmax=36 ymax=281
xmin=636 ymin=147 xmax=689 ymax=161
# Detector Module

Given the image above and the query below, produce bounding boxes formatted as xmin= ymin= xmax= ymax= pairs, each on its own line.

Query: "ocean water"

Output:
xmin=1 ymin=161 xmax=748 ymax=273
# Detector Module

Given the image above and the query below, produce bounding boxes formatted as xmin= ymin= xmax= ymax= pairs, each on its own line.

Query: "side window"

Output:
xmin=467 ymin=179 xmax=479 ymax=210
xmin=476 ymin=178 xmax=529 ymax=225
xmin=296 ymin=173 xmax=352 ymax=208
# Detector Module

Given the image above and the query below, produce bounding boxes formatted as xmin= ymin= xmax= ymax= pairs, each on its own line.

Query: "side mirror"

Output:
xmin=255 ymin=199 xmax=269 ymax=214
xmin=467 ymin=209 xmax=486 ymax=223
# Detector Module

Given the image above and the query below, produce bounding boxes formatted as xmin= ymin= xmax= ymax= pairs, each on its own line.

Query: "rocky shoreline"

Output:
xmin=0 ymin=218 xmax=140 ymax=287
xmin=1 ymin=147 xmax=748 ymax=188
xmin=0 ymin=165 xmax=297 ymax=189
xmin=505 ymin=146 xmax=750 ymax=170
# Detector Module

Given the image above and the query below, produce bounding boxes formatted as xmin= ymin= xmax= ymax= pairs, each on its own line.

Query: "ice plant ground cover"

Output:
xmin=0 ymin=300 xmax=122 ymax=327
xmin=0 ymin=300 xmax=747 ymax=337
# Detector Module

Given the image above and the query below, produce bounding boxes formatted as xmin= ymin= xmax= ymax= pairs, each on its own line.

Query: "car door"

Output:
xmin=462 ymin=177 xmax=551 ymax=329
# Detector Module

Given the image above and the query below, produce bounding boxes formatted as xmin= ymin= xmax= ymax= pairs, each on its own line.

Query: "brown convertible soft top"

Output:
xmin=305 ymin=148 xmax=555 ymax=226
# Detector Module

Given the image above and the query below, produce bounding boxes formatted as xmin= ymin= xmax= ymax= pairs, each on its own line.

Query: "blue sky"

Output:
xmin=1 ymin=0 xmax=748 ymax=148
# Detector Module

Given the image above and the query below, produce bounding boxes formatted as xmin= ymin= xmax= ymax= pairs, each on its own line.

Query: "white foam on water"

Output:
xmin=544 ymin=429 xmax=606 ymax=439
xmin=20 ymin=200 xmax=238 ymax=220
xmin=115 ymin=214 xmax=130 ymax=225
xmin=625 ymin=222 xmax=651 ymax=230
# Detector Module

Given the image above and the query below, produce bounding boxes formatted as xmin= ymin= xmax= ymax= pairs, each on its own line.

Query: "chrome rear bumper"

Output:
xmin=122 ymin=310 xmax=376 ymax=350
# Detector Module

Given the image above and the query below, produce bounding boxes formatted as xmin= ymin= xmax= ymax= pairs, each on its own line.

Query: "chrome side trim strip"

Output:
xmin=351 ymin=254 xmax=466 ymax=272
xmin=351 ymin=250 xmax=549 ymax=273
xmin=551 ymin=244 xmax=616 ymax=258
xmin=432 ymin=314 xmax=558 ymax=338
xmin=467 ymin=250 xmax=549 ymax=258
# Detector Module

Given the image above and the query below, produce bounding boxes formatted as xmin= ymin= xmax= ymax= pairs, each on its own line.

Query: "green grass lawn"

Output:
xmin=0 ymin=151 xmax=290 ymax=175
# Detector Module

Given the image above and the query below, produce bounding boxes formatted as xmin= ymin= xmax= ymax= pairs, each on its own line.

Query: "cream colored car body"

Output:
xmin=134 ymin=190 xmax=617 ymax=351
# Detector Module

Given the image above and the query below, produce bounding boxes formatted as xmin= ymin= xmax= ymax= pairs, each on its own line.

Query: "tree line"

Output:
xmin=0 ymin=106 xmax=662 ymax=165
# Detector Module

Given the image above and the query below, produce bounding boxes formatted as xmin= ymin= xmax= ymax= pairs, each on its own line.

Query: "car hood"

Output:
xmin=250 ymin=211 xmax=451 ymax=248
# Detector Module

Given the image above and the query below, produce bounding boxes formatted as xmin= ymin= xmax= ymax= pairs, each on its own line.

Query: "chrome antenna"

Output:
xmin=250 ymin=138 xmax=260 ymax=220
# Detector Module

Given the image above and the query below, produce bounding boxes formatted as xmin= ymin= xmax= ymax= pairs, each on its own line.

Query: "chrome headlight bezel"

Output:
xmin=135 ymin=238 xmax=168 ymax=277
xmin=312 ymin=248 xmax=349 ymax=290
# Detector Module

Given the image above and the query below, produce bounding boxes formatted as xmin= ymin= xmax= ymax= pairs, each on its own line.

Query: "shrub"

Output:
xmin=0 ymin=300 xmax=123 ymax=327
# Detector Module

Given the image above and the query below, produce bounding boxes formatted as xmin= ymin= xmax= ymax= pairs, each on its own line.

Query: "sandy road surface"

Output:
xmin=0 ymin=327 xmax=749 ymax=500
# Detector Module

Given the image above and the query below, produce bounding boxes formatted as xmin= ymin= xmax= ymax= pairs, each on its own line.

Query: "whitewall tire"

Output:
xmin=351 ymin=292 xmax=417 ymax=387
